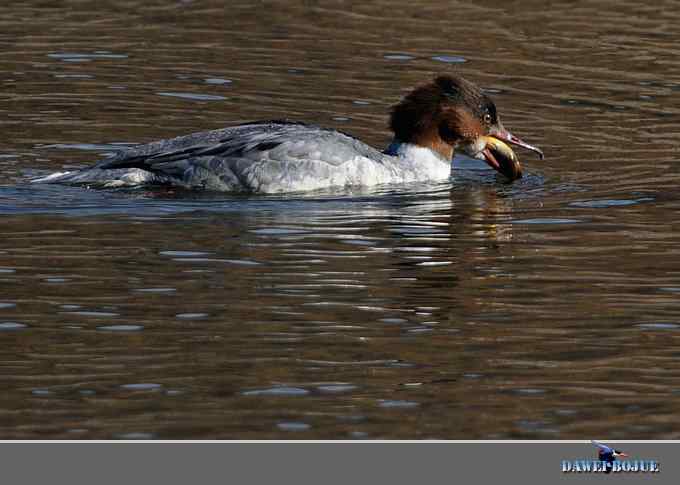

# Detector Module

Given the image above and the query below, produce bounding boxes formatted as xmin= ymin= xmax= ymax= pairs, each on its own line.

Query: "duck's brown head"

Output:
xmin=389 ymin=75 xmax=543 ymax=180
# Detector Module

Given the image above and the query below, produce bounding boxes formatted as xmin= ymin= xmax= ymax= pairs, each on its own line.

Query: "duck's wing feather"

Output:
xmin=95 ymin=121 xmax=384 ymax=178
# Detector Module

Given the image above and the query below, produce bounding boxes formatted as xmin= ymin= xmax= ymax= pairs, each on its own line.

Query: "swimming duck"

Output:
xmin=35 ymin=75 xmax=543 ymax=193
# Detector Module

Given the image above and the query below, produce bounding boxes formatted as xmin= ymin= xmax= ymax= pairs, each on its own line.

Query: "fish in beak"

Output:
xmin=481 ymin=125 xmax=544 ymax=181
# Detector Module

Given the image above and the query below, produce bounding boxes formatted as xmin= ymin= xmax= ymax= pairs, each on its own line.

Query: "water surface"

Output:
xmin=2 ymin=0 xmax=680 ymax=439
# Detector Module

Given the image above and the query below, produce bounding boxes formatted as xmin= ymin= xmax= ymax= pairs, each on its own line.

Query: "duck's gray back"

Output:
xmin=37 ymin=121 xmax=389 ymax=192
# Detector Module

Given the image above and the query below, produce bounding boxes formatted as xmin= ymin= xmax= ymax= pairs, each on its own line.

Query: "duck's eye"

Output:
xmin=483 ymin=113 xmax=492 ymax=124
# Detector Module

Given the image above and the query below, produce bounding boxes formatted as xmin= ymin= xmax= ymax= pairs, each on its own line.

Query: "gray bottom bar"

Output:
xmin=0 ymin=442 xmax=676 ymax=485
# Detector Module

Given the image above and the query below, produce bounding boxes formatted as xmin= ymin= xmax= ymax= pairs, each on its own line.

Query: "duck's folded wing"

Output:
xmin=32 ymin=121 xmax=391 ymax=191
xmin=94 ymin=121 xmax=384 ymax=179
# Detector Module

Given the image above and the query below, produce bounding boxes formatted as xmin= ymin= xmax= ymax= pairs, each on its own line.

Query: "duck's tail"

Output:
xmin=31 ymin=167 xmax=165 ymax=188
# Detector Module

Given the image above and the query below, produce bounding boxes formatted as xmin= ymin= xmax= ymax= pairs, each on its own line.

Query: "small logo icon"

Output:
xmin=591 ymin=440 xmax=628 ymax=474
xmin=561 ymin=441 xmax=660 ymax=474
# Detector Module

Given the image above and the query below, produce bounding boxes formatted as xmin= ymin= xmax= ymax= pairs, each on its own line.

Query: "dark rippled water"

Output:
xmin=2 ymin=0 xmax=680 ymax=439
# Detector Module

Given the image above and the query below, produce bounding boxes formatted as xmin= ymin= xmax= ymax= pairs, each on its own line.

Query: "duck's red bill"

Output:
xmin=493 ymin=128 xmax=544 ymax=160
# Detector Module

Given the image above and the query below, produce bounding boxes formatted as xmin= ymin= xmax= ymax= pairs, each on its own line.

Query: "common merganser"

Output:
xmin=34 ymin=75 xmax=543 ymax=193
